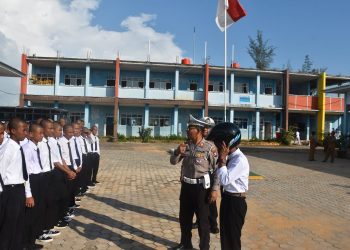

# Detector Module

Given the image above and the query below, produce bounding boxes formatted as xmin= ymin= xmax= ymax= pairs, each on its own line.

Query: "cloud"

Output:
xmin=0 ymin=0 xmax=183 ymax=63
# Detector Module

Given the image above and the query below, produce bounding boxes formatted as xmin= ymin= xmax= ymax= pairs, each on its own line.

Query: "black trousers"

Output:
xmin=81 ymin=154 xmax=94 ymax=187
xmin=23 ymin=174 xmax=46 ymax=246
xmin=180 ymin=182 xmax=210 ymax=250
xmin=209 ymin=201 xmax=218 ymax=229
xmin=220 ymin=193 xmax=247 ymax=250
xmin=91 ymin=153 xmax=100 ymax=183
xmin=0 ymin=184 xmax=25 ymax=250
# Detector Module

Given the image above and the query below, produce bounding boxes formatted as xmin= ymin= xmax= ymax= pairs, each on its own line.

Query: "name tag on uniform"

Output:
xmin=203 ymin=173 xmax=210 ymax=189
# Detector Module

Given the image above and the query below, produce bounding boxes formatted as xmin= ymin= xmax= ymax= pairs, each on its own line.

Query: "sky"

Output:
xmin=0 ymin=0 xmax=350 ymax=105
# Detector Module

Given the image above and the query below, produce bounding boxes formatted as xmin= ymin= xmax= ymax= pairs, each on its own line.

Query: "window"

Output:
xmin=149 ymin=79 xmax=172 ymax=90
xmin=264 ymin=83 xmax=273 ymax=95
xmin=189 ymin=80 xmax=198 ymax=91
xmin=69 ymin=112 xmax=84 ymax=123
xmin=120 ymin=113 xmax=143 ymax=126
xmin=234 ymin=83 xmax=249 ymax=93
xmin=208 ymin=81 xmax=224 ymax=92
xmin=120 ymin=77 xmax=144 ymax=88
xmin=234 ymin=118 xmax=248 ymax=129
xmin=211 ymin=117 xmax=224 ymax=124
xmin=64 ymin=74 xmax=85 ymax=86
xmin=149 ymin=115 xmax=170 ymax=127
xmin=30 ymin=74 xmax=55 ymax=85
xmin=276 ymin=81 xmax=281 ymax=95
xmin=106 ymin=79 xmax=115 ymax=87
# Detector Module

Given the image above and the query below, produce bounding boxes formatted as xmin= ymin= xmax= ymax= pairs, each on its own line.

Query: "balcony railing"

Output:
xmin=288 ymin=95 xmax=318 ymax=110
xmin=325 ymin=97 xmax=344 ymax=112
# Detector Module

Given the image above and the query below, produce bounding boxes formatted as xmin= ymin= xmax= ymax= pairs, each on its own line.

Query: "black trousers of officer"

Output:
xmin=91 ymin=153 xmax=100 ymax=183
xmin=180 ymin=182 xmax=210 ymax=250
xmin=23 ymin=174 xmax=44 ymax=246
xmin=0 ymin=184 xmax=25 ymax=250
xmin=220 ymin=192 xmax=247 ymax=250
xmin=209 ymin=201 xmax=218 ymax=229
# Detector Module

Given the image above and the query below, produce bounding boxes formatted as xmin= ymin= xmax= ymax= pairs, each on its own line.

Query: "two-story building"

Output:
xmin=19 ymin=54 xmax=350 ymax=140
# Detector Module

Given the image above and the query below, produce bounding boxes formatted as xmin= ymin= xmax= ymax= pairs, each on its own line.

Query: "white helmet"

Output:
xmin=200 ymin=117 xmax=215 ymax=128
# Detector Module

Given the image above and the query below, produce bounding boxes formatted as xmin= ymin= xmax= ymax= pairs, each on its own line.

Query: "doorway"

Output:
xmin=106 ymin=116 xmax=114 ymax=136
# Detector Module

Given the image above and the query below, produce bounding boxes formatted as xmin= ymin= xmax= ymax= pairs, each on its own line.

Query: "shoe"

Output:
xmin=192 ymin=222 xmax=198 ymax=229
xmin=64 ymin=216 xmax=73 ymax=222
xmin=66 ymin=211 xmax=75 ymax=218
xmin=210 ymin=227 xmax=220 ymax=234
xmin=31 ymin=243 xmax=44 ymax=249
xmin=171 ymin=244 xmax=193 ymax=250
xmin=93 ymin=181 xmax=100 ymax=184
xmin=37 ymin=234 xmax=53 ymax=243
xmin=55 ymin=221 xmax=68 ymax=229
xmin=44 ymin=229 xmax=61 ymax=237
xmin=87 ymin=183 xmax=95 ymax=188
xmin=75 ymin=197 xmax=82 ymax=202
xmin=69 ymin=204 xmax=80 ymax=209
xmin=84 ymin=189 xmax=91 ymax=194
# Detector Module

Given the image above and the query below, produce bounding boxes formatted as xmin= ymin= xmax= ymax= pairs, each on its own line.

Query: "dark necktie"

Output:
xmin=46 ymin=141 xmax=52 ymax=170
xmin=67 ymin=141 xmax=74 ymax=167
xmin=94 ymin=137 xmax=98 ymax=151
xmin=83 ymin=138 xmax=88 ymax=153
xmin=57 ymin=142 xmax=63 ymax=160
xmin=20 ymin=147 xmax=28 ymax=181
xmin=74 ymin=138 xmax=81 ymax=165
xmin=37 ymin=147 xmax=43 ymax=170
xmin=0 ymin=174 xmax=4 ymax=190
xmin=91 ymin=141 xmax=93 ymax=151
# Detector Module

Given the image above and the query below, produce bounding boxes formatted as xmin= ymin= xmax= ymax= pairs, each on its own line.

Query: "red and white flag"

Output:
xmin=215 ymin=0 xmax=247 ymax=32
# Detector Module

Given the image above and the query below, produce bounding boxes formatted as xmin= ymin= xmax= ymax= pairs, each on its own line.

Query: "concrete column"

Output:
xmin=306 ymin=115 xmax=310 ymax=141
xmin=174 ymin=69 xmax=179 ymax=99
xmin=28 ymin=63 xmax=32 ymax=85
xmin=53 ymin=101 xmax=59 ymax=121
xmin=255 ymin=109 xmax=260 ymax=139
xmin=144 ymin=104 xmax=149 ymax=127
xmin=256 ymin=74 xmax=261 ymax=107
xmin=85 ymin=64 xmax=90 ymax=96
xmin=343 ymin=93 xmax=348 ymax=135
xmin=55 ymin=63 xmax=60 ymax=95
xmin=84 ymin=103 xmax=90 ymax=128
xmin=230 ymin=72 xmax=235 ymax=104
xmin=145 ymin=68 xmax=150 ymax=99
xmin=272 ymin=114 xmax=276 ymax=138
xmin=229 ymin=108 xmax=234 ymax=123
xmin=201 ymin=107 xmax=205 ymax=118
xmin=173 ymin=105 xmax=179 ymax=135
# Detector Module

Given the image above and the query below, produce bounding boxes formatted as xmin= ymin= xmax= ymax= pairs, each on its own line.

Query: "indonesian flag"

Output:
xmin=216 ymin=0 xmax=247 ymax=32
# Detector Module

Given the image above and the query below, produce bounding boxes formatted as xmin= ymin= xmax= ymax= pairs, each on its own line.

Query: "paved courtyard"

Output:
xmin=42 ymin=143 xmax=350 ymax=250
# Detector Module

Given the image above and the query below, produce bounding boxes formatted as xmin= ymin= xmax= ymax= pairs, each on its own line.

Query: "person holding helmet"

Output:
xmin=207 ymin=122 xmax=249 ymax=250
xmin=170 ymin=115 xmax=219 ymax=250
xmin=192 ymin=117 xmax=219 ymax=235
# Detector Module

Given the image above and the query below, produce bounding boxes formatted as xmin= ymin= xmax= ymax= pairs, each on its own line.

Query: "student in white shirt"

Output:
xmin=0 ymin=117 xmax=28 ymax=250
xmin=22 ymin=123 xmax=50 ymax=248
xmin=72 ymin=123 xmax=83 ymax=196
xmin=90 ymin=125 xmax=101 ymax=185
xmin=80 ymin=127 xmax=94 ymax=194
xmin=207 ymin=122 xmax=249 ymax=250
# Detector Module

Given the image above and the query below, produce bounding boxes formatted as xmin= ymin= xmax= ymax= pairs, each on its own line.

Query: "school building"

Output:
xmin=18 ymin=54 xmax=350 ymax=140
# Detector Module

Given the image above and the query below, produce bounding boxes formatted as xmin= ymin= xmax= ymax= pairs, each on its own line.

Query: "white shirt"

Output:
xmin=49 ymin=137 xmax=63 ymax=165
xmin=217 ymin=148 xmax=249 ymax=193
xmin=0 ymin=138 xmax=26 ymax=185
xmin=91 ymin=135 xmax=100 ymax=154
xmin=58 ymin=136 xmax=78 ymax=169
xmin=80 ymin=136 xmax=93 ymax=154
xmin=20 ymin=137 xmax=30 ymax=146
xmin=23 ymin=140 xmax=43 ymax=198
xmin=38 ymin=137 xmax=60 ymax=172
xmin=72 ymin=136 xmax=82 ymax=168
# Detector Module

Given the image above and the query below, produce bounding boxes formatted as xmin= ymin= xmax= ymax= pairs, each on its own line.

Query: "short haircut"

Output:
xmin=63 ymin=124 xmax=73 ymax=133
xmin=40 ymin=119 xmax=53 ymax=128
xmin=8 ymin=117 xmax=25 ymax=131
xmin=29 ymin=123 xmax=42 ymax=133
xmin=91 ymin=125 xmax=97 ymax=130
xmin=53 ymin=122 xmax=62 ymax=129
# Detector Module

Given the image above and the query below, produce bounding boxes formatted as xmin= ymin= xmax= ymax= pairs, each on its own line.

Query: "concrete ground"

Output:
xmin=42 ymin=143 xmax=350 ymax=250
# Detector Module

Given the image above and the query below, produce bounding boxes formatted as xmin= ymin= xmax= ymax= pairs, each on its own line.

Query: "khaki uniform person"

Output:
xmin=309 ymin=131 xmax=317 ymax=161
xmin=170 ymin=115 xmax=219 ymax=250
xmin=323 ymin=131 xmax=337 ymax=163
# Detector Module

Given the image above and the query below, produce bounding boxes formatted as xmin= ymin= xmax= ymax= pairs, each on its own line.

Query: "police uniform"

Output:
xmin=309 ymin=134 xmax=317 ymax=161
xmin=217 ymin=148 xmax=249 ymax=250
xmin=170 ymin=120 xmax=218 ymax=250
xmin=323 ymin=132 xmax=337 ymax=163
xmin=22 ymin=139 xmax=46 ymax=247
xmin=0 ymin=138 xmax=28 ymax=250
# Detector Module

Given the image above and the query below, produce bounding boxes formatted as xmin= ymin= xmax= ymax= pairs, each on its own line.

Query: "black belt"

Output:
xmin=223 ymin=191 xmax=246 ymax=198
xmin=4 ymin=184 xmax=24 ymax=188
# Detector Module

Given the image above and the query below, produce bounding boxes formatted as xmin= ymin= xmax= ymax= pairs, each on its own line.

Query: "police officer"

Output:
xmin=170 ymin=115 xmax=219 ymax=250
xmin=207 ymin=122 xmax=249 ymax=250
xmin=309 ymin=131 xmax=317 ymax=161
xmin=323 ymin=131 xmax=337 ymax=163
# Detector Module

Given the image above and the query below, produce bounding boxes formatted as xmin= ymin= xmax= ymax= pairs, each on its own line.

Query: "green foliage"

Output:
xmin=247 ymin=30 xmax=276 ymax=70
xmin=138 ymin=126 xmax=153 ymax=143
xmin=117 ymin=133 xmax=126 ymax=141
xmin=277 ymin=127 xmax=296 ymax=145
xmin=301 ymin=55 xmax=313 ymax=73
xmin=152 ymin=134 xmax=186 ymax=142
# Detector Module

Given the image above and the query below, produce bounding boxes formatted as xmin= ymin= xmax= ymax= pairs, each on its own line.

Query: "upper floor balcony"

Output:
xmin=288 ymin=94 xmax=344 ymax=112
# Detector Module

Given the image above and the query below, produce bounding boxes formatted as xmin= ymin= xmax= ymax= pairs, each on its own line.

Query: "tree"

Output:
xmin=247 ymin=30 xmax=276 ymax=70
xmin=301 ymin=55 xmax=313 ymax=73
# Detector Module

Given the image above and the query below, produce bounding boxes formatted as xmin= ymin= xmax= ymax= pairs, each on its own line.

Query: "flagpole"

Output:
xmin=224 ymin=1 xmax=227 ymax=122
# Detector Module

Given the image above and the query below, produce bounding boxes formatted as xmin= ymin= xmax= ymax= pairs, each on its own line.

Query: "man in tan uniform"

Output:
xmin=170 ymin=115 xmax=219 ymax=250
xmin=323 ymin=131 xmax=337 ymax=163
xmin=309 ymin=131 xmax=317 ymax=161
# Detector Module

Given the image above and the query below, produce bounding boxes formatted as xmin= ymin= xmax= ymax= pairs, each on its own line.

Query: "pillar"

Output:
xmin=144 ymin=104 xmax=149 ymax=127
xmin=256 ymin=74 xmax=261 ymax=107
xmin=204 ymin=63 xmax=209 ymax=116
xmin=54 ymin=63 xmax=60 ymax=95
xmin=317 ymin=72 xmax=326 ymax=141
xmin=230 ymin=72 xmax=235 ymax=104
xmin=255 ymin=109 xmax=260 ymax=139
xmin=113 ymin=57 xmax=120 ymax=141
xmin=84 ymin=103 xmax=90 ymax=128
xmin=173 ymin=105 xmax=179 ymax=135
xmin=283 ymin=70 xmax=290 ymax=131
xmin=229 ymin=108 xmax=234 ymax=123
xmin=306 ymin=115 xmax=310 ymax=141
xmin=85 ymin=64 xmax=90 ymax=96
xmin=174 ymin=69 xmax=179 ymax=99
xmin=20 ymin=54 xmax=28 ymax=107
xmin=145 ymin=67 xmax=150 ymax=99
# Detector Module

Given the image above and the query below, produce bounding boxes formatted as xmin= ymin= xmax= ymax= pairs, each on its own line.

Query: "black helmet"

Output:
xmin=206 ymin=122 xmax=241 ymax=149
